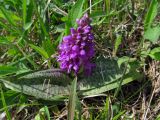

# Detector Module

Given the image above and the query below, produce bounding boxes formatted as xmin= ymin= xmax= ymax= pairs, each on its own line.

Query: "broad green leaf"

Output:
xmin=68 ymin=0 xmax=85 ymax=27
xmin=29 ymin=44 xmax=49 ymax=59
xmin=0 ymin=69 xmax=71 ymax=101
xmin=149 ymin=47 xmax=160 ymax=60
xmin=78 ymin=57 xmax=142 ymax=96
xmin=78 ymin=58 xmax=124 ymax=93
xmin=144 ymin=26 xmax=160 ymax=43
xmin=144 ymin=0 xmax=158 ymax=29
xmin=0 ymin=57 xmax=142 ymax=100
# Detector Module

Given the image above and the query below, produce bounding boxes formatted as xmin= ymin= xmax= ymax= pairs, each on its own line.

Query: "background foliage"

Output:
xmin=0 ymin=0 xmax=160 ymax=119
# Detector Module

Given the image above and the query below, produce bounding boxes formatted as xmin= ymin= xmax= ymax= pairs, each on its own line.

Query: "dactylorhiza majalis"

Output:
xmin=57 ymin=14 xmax=95 ymax=76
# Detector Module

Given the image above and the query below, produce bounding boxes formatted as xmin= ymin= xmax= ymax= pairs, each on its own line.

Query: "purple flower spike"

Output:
xmin=57 ymin=13 xmax=95 ymax=75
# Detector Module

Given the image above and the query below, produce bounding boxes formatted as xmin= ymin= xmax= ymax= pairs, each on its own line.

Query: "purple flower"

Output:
xmin=57 ymin=13 xmax=95 ymax=75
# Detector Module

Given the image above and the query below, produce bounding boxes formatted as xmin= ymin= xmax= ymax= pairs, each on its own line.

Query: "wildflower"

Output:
xmin=57 ymin=14 xmax=95 ymax=75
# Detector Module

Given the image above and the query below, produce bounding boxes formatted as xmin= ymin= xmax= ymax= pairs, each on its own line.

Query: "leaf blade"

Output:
xmin=68 ymin=0 xmax=85 ymax=27
xmin=144 ymin=0 xmax=158 ymax=29
xmin=0 ymin=66 xmax=18 ymax=76
xmin=144 ymin=26 xmax=160 ymax=43
xmin=29 ymin=44 xmax=49 ymax=59
xmin=0 ymin=85 xmax=11 ymax=120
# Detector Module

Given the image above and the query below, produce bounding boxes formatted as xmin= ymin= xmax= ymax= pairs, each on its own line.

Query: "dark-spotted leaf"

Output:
xmin=0 ymin=69 xmax=71 ymax=100
xmin=78 ymin=57 xmax=142 ymax=96
xmin=0 ymin=57 xmax=142 ymax=100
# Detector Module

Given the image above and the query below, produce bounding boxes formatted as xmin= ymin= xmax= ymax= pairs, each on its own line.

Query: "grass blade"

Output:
xmin=105 ymin=0 xmax=110 ymax=15
xmin=22 ymin=0 xmax=27 ymax=26
xmin=83 ymin=0 xmax=103 ymax=14
xmin=68 ymin=0 xmax=85 ymax=27
xmin=100 ymin=97 xmax=111 ymax=120
xmin=42 ymin=39 xmax=55 ymax=57
xmin=144 ymin=0 xmax=158 ymax=29
xmin=0 ymin=66 xmax=18 ymax=76
xmin=0 ymin=6 xmax=16 ymax=26
xmin=113 ymin=35 xmax=122 ymax=56
xmin=29 ymin=44 xmax=49 ymax=59
xmin=113 ymin=110 xmax=126 ymax=120
xmin=32 ymin=0 xmax=49 ymax=39
xmin=0 ymin=84 xmax=11 ymax=120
